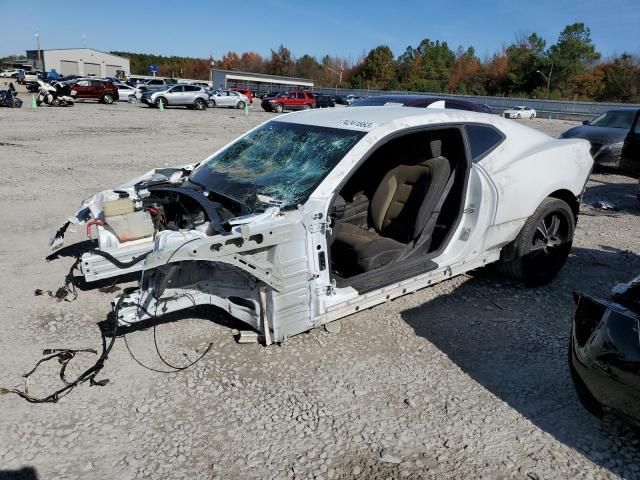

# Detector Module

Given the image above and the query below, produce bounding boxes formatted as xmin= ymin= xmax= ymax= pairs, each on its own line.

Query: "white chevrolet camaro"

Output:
xmin=50 ymin=107 xmax=592 ymax=343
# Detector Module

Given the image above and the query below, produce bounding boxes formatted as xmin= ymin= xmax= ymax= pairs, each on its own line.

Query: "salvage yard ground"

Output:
xmin=1 ymin=101 xmax=640 ymax=480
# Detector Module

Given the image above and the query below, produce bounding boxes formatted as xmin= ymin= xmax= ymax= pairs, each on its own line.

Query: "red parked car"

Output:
xmin=230 ymin=87 xmax=253 ymax=104
xmin=261 ymin=90 xmax=316 ymax=113
xmin=66 ymin=78 xmax=119 ymax=104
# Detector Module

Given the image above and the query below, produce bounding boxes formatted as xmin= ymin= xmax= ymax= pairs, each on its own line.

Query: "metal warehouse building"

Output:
xmin=25 ymin=48 xmax=130 ymax=77
xmin=211 ymin=68 xmax=313 ymax=95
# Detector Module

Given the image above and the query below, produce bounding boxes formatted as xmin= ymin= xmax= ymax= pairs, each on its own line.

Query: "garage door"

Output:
xmin=84 ymin=62 xmax=101 ymax=77
xmin=106 ymin=64 xmax=122 ymax=76
xmin=60 ymin=60 xmax=79 ymax=76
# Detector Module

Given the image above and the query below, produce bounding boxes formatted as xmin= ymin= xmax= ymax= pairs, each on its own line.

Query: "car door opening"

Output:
xmin=329 ymin=127 xmax=469 ymax=289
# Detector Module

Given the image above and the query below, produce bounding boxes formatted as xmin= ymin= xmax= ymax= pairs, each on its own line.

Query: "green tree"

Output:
xmin=415 ymin=39 xmax=455 ymax=92
xmin=547 ymin=23 xmax=601 ymax=95
xmin=295 ymin=54 xmax=322 ymax=79
xmin=505 ymin=33 xmax=546 ymax=94
xmin=361 ymin=45 xmax=396 ymax=89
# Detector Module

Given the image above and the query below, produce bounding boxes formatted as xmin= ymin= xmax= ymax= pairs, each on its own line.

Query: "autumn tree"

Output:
xmin=218 ymin=51 xmax=241 ymax=70
xmin=266 ymin=45 xmax=293 ymax=76
xmin=240 ymin=52 xmax=265 ymax=73
xmin=448 ymin=46 xmax=483 ymax=94
xmin=597 ymin=53 xmax=640 ymax=103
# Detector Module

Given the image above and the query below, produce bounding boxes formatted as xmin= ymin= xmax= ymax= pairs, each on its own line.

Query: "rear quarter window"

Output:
xmin=465 ymin=124 xmax=505 ymax=162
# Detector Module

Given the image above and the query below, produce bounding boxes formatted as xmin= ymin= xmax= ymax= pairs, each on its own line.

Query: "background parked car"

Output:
xmin=66 ymin=78 xmax=119 ymax=104
xmin=141 ymin=84 xmax=209 ymax=110
xmin=261 ymin=91 xmax=316 ymax=112
xmin=230 ymin=87 xmax=253 ymax=104
xmin=570 ymin=274 xmax=640 ymax=427
xmin=349 ymin=94 xmax=491 ymax=113
xmin=0 ymin=69 xmax=23 ymax=78
xmin=313 ymin=93 xmax=336 ymax=108
xmin=209 ymin=89 xmax=249 ymax=109
xmin=115 ymin=83 xmax=142 ymax=102
xmin=560 ymin=108 xmax=640 ymax=175
xmin=503 ymin=105 xmax=536 ymax=119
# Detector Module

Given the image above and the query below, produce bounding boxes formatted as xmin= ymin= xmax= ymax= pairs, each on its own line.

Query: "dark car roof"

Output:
xmin=349 ymin=94 xmax=487 ymax=112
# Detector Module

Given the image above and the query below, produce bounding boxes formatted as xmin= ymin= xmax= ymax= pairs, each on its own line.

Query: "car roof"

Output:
xmin=273 ymin=105 xmax=548 ymax=139
xmin=350 ymin=94 xmax=484 ymax=110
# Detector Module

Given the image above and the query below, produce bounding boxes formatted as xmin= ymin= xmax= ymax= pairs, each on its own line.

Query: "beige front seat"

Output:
xmin=333 ymin=140 xmax=451 ymax=273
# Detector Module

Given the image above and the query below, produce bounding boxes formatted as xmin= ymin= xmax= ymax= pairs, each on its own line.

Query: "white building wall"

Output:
xmin=42 ymin=49 xmax=130 ymax=77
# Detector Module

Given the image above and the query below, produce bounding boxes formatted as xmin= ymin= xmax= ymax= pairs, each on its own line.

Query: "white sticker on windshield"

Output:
xmin=383 ymin=102 xmax=404 ymax=107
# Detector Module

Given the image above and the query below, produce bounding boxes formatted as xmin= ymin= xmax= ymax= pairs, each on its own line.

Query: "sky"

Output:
xmin=1 ymin=0 xmax=638 ymax=62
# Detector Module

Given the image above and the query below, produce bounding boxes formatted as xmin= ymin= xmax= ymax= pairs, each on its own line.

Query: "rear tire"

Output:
xmin=194 ymin=98 xmax=206 ymax=110
xmin=498 ymin=197 xmax=574 ymax=286
xmin=303 ymin=104 xmax=311 ymax=110
xmin=102 ymin=94 xmax=114 ymax=104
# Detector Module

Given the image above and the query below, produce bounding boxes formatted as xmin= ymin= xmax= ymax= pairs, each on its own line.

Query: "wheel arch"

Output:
xmin=548 ymin=188 xmax=580 ymax=223
xmin=499 ymin=191 xmax=578 ymax=262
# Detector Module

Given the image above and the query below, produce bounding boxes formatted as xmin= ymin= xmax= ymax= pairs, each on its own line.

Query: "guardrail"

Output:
xmin=311 ymin=87 xmax=640 ymax=122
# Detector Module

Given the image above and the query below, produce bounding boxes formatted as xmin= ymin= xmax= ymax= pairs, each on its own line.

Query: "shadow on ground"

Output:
xmin=402 ymin=246 xmax=640 ymax=478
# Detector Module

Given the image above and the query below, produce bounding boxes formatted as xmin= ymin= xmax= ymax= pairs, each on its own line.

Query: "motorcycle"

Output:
xmin=36 ymin=79 xmax=74 ymax=107
xmin=0 ymin=82 xmax=22 ymax=108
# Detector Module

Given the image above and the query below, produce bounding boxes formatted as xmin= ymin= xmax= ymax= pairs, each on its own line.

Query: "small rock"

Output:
xmin=351 ymin=466 xmax=362 ymax=476
xmin=380 ymin=450 xmax=401 ymax=464
xmin=404 ymin=398 xmax=416 ymax=408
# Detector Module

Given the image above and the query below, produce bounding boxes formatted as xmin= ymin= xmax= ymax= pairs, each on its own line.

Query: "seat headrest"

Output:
xmin=429 ymin=139 xmax=442 ymax=158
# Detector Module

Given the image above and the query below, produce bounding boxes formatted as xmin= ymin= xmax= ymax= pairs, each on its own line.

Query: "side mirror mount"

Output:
xmin=582 ymin=120 xmax=590 ymax=125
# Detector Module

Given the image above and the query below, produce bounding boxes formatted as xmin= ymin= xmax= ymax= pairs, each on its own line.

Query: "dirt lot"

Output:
xmin=1 ymin=99 xmax=640 ymax=480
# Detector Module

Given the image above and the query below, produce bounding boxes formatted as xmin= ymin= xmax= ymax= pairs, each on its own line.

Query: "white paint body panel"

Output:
xmin=53 ymin=107 xmax=592 ymax=342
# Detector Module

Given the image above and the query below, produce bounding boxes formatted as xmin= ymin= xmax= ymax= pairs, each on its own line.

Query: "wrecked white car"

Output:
xmin=50 ymin=107 xmax=593 ymax=343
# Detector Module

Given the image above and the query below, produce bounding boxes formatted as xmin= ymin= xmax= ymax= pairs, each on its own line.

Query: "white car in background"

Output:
xmin=209 ymin=89 xmax=249 ymax=109
xmin=115 ymin=83 xmax=142 ymax=102
xmin=50 ymin=107 xmax=592 ymax=343
xmin=503 ymin=105 xmax=537 ymax=119
xmin=0 ymin=69 xmax=23 ymax=78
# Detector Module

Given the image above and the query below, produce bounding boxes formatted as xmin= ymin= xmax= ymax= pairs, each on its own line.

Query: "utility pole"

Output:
xmin=35 ymin=31 xmax=41 ymax=70
xmin=536 ymin=62 xmax=553 ymax=100
xmin=327 ymin=63 xmax=343 ymax=95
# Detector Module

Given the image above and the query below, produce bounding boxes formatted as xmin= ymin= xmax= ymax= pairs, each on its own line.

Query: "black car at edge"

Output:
xmin=570 ymin=275 xmax=640 ymax=427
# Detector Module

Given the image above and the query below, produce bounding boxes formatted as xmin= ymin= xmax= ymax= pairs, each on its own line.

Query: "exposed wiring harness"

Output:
xmin=4 ymin=238 xmax=215 ymax=403
xmin=0 ymin=287 xmax=132 ymax=403
xmin=120 ymin=237 xmax=214 ymax=373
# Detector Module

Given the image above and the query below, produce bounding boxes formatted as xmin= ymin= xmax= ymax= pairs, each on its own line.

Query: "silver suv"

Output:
xmin=141 ymin=85 xmax=210 ymax=110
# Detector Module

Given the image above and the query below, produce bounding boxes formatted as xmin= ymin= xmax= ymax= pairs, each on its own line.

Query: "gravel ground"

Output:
xmin=1 ymin=100 xmax=640 ymax=480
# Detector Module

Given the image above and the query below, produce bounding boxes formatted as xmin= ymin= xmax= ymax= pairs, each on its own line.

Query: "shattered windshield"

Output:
xmin=190 ymin=121 xmax=365 ymax=212
xmin=590 ymin=110 xmax=636 ymax=130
